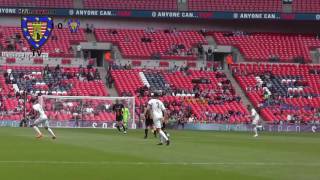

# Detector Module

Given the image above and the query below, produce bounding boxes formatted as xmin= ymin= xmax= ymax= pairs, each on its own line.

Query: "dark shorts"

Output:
xmin=116 ymin=115 xmax=123 ymax=122
xmin=145 ymin=118 xmax=154 ymax=127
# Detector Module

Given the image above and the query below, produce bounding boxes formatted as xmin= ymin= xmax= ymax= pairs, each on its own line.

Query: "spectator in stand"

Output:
xmin=85 ymin=23 xmax=91 ymax=33
xmin=197 ymin=43 xmax=204 ymax=57
xmin=206 ymin=47 xmax=213 ymax=60
xmin=226 ymin=54 xmax=233 ymax=68
xmin=76 ymin=44 xmax=82 ymax=58
xmin=169 ymin=27 xmax=177 ymax=34
xmin=186 ymin=49 xmax=193 ymax=56
xmin=145 ymin=27 xmax=154 ymax=34
xmin=90 ymin=24 xmax=94 ymax=33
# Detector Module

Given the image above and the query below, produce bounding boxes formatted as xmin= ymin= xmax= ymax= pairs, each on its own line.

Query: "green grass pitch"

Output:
xmin=0 ymin=127 xmax=319 ymax=180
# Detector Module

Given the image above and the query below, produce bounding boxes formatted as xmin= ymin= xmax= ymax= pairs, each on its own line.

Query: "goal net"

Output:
xmin=38 ymin=95 xmax=136 ymax=129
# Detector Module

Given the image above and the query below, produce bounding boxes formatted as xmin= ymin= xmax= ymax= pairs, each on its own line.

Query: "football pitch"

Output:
xmin=0 ymin=128 xmax=319 ymax=180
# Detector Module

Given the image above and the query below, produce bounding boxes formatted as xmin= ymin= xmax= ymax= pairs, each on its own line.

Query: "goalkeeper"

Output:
xmin=122 ymin=104 xmax=130 ymax=133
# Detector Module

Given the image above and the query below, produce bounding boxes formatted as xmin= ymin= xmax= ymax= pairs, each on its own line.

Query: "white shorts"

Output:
xmin=153 ymin=118 xmax=163 ymax=129
xmin=252 ymin=117 xmax=259 ymax=125
xmin=33 ymin=118 xmax=50 ymax=127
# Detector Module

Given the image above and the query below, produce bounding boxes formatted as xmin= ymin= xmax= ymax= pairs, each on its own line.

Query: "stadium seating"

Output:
xmin=0 ymin=0 xmax=319 ymax=14
xmin=43 ymin=99 xmax=116 ymax=122
xmin=0 ymin=27 xmax=86 ymax=57
xmin=1 ymin=65 xmax=108 ymax=96
xmin=210 ymin=32 xmax=320 ymax=63
xmin=292 ymin=0 xmax=320 ymax=13
xmin=111 ymin=68 xmax=250 ymax=123
xmin=111 ymin=69 xmax=143 ymax=96
xmin=163 ymin=70 xmax=221 ymax=91
xmin=144 ymin=71 xmax=168 ymax=92
xmin=232 ymin=63 xmax=320 ymax=123
xmin=0 ymin=65 xmax=108 ymax=121
xmin=0 ymin=0 xmax=73 ymax=8
xmin=83 ymin=0 xmax=177 ymax=11
xmin=188 ymin=0 xmax=282 ymax=12
xmin=95 ymin=28 xmax=207 ymax=60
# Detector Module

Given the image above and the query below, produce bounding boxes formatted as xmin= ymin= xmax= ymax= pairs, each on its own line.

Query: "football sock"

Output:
xmin=153 ymin=130 xmax=157 ymax=137
xmin=145 ymin=129 xmax=148 ymax=137
xmin=160 ymin=135 xmax=164 ymax=144
xmin=33 ymin=126 xmax=41 ymax=135
xmin=253 ymin=127 xmax=258 ymax=136
xmin=47 ymin=128 xmax=56 ymax=137
xmin=159 ymin=130 xmax=169 ymax=141
xmin=116 ymin=125 xmax=121 ymax=132
xmin=122 ymin=125 xmax=126 ymax=132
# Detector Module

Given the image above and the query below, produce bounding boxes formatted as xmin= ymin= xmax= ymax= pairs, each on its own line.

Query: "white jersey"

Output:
xmin=251 ymin=108 xmax=259 ymax=125
xmin=33 ymin=103 xmax=48 ymax=119
xmin=148 ymin=99 xmax=166 ymax=120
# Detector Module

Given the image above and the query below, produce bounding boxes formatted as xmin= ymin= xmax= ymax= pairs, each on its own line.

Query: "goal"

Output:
xmin=38 ymin=95 xmax=136 ymax=129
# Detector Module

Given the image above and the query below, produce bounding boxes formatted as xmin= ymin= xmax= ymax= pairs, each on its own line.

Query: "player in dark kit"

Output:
xmin=144 ymin=108 xmax=156 ymax=139
xmin=19 ymin=115 xmax=31 ymax=127
xmin=112 ymin=99 xmax=127 ymax=134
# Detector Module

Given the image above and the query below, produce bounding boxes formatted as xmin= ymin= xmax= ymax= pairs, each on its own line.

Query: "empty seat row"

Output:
xmin=95 ymin=28 xmax=207 ymax=60
xmin=211 ymin=32 xmax=320 ymax=63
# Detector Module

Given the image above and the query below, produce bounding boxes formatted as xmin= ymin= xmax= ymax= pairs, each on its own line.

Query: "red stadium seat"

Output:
xmin=83 ymin=0 xmax=177 ymax=11
xmin=0 ymin=0 xmax=73 ymax=8
xmin=210 ymin=32 xmax=320 ymax=63
xmin=95 ymin=28 xmax=207 ymax=60
xmin=188 ymin=0 xmax=282 ymax=12
xmin=292 ymin=0 xmax=320 ymax=13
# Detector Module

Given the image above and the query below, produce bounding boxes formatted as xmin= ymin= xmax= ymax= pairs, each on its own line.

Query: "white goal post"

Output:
xmin=38 ymin=95 xmax=136 ymax=129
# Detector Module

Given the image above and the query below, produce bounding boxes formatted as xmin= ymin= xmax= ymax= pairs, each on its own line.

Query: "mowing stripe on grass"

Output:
xmin=0 ymin=161 xmax=319 ymax=166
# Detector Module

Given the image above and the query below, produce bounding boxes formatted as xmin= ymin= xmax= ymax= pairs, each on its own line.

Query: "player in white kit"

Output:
xmin=30 ymin=97 xmax=56 ymax=139
xmin=147 ymin=98 xmax=170 ymax=146
xmin=248 ymin=105 xmax=263 ymax=137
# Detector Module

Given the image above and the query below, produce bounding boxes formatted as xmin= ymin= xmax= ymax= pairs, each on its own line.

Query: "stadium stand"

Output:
xmin=210 ymin=32 xmax=320 ymax=63
xmin=188 ymin=0 xmax=282 ymax=12
xmin=111 ymin=69 xmax=143 ymax=96
xmin=42 ymin=98 xmax=116 ymax=122
xmin=94 ymin=28 xmax=207 ymax=60
xmin=292 ymin=0 xmax=320 ymax=13
xmin=0 ymin=0 xmax=73 ymax=8
xmin=0 ymin=65 xmax=108 ymax=121
xmin=83 ymin=0 xmax=177 ymax=11
xmin=231 ymin=63 xmax=320 ymax=124
xmin=0 ymin=26 xmax=86 ymax=58
xmin=0 ymin=0 xmax=319 ymax=14
xmin=110 ymin=67 xmax=250 ymax=124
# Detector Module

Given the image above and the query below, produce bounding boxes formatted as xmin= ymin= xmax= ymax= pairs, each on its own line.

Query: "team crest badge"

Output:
xmin=21 ymin=16 xmax=53 ymax=49
xmin=67 ymin=18 xmax=80 ymax=33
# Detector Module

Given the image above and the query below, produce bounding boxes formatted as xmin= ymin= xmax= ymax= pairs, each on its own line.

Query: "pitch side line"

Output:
xmin=0 ymin=161 xmax=319 ymax=166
